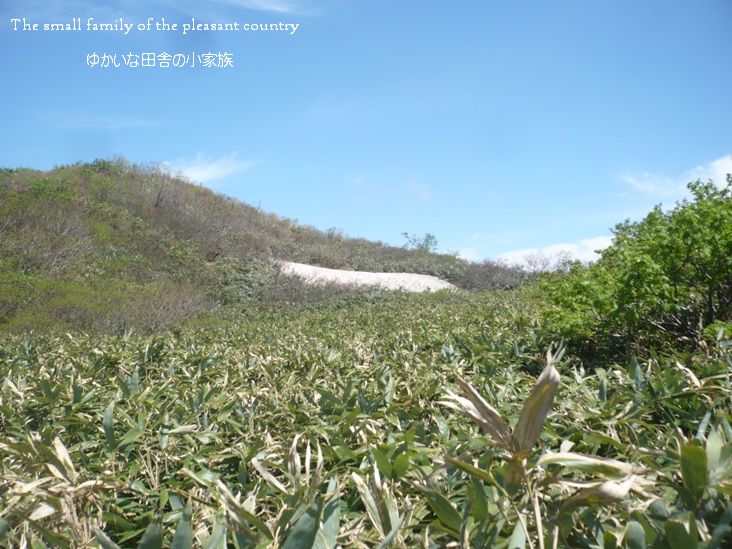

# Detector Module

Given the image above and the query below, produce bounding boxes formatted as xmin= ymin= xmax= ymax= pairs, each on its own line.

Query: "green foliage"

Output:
xmin=543 ymin=179 xmax=732 ymax=354
xmin=27 ymin=176 xmax=76 ymax=201
xmin=2 ymin=161 xmax=732 ymax=546
xmin=213 ymin=256 xmax=277 ymax=305
xmin=0 ymin=265 xmax=211 ymax=334
xmin=1 ymin=292 xmax=731 ymax=546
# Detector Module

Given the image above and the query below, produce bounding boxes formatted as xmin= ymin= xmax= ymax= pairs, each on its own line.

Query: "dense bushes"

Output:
xmin=451 ymin=258 xmax=531 ymax=290
xmin=543 ymin=178 xmax=732 ymax=355
xmin=0 ymin=270 xmax=212 ymax=334
xmin=1 ymin=291 xmax=731 ymax=547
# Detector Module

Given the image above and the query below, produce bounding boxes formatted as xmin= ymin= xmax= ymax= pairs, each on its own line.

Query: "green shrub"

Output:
xmin=543 ymin=178 xmax=732 ymax=355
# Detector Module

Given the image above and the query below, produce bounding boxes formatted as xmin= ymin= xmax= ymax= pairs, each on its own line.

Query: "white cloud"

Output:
xmin=499 ymin=235 xmax=613 ymax=269
xmin=709 ymin=155 xmax=732 ymax=185
xmin=620 ymin=155 xmax=732 ymax=199
xmin=214 ymin=0 xmax=302 ymax=13
xmin=164 ymin=152 xmax=256 ymax=183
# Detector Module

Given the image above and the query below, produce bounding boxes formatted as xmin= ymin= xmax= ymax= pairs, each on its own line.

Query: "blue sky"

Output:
xmin=1 ymin=1 xmax=730 ymax=264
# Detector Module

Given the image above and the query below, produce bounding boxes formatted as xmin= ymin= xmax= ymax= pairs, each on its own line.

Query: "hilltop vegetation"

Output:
xmin=0 ymin=159 xmax=522 ymax=334
xmin=0 ymin=163 xmax=731 ymax=547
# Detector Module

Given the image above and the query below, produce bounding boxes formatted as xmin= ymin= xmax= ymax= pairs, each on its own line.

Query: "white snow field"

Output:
xmin=277 ymin=261 xmax=456 ymax=293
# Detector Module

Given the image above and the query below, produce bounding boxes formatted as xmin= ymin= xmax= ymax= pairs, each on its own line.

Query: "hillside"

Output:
xmin=0 ymin=159 xmax=522 ymax=333
xmin=0 ymin=168 xmax=730 ymax=546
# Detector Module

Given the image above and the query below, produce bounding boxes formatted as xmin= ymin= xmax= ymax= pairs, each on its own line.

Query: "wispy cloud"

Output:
xmin=164 ymin=152 xmax=256 ymax=183
xmin=49 ymin=113 xmax=159 ymax=131
xmin=499 ymin=236 xmax=613 ymax=269
xmin=620 ymin=155 xmax=732 ymax=199
xmin=214 ymin=0 xmax=303 ymax=13
xmin=6 ymin=0 xmax=306 ymax=19
xmin=158 ymin=0 xmax=307 ymax=16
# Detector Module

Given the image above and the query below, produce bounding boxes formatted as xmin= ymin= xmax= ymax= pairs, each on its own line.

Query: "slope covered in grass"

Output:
xmin=0 ymin=159 xmax=522 ymax=333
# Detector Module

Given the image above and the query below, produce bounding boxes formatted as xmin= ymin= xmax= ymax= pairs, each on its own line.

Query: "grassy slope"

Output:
xmin=0 ymin=159 xmax=521 ymax=333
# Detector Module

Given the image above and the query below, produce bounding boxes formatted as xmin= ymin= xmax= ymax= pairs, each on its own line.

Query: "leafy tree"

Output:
xmin=544 ymin=178 xmax=732 ymax=353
